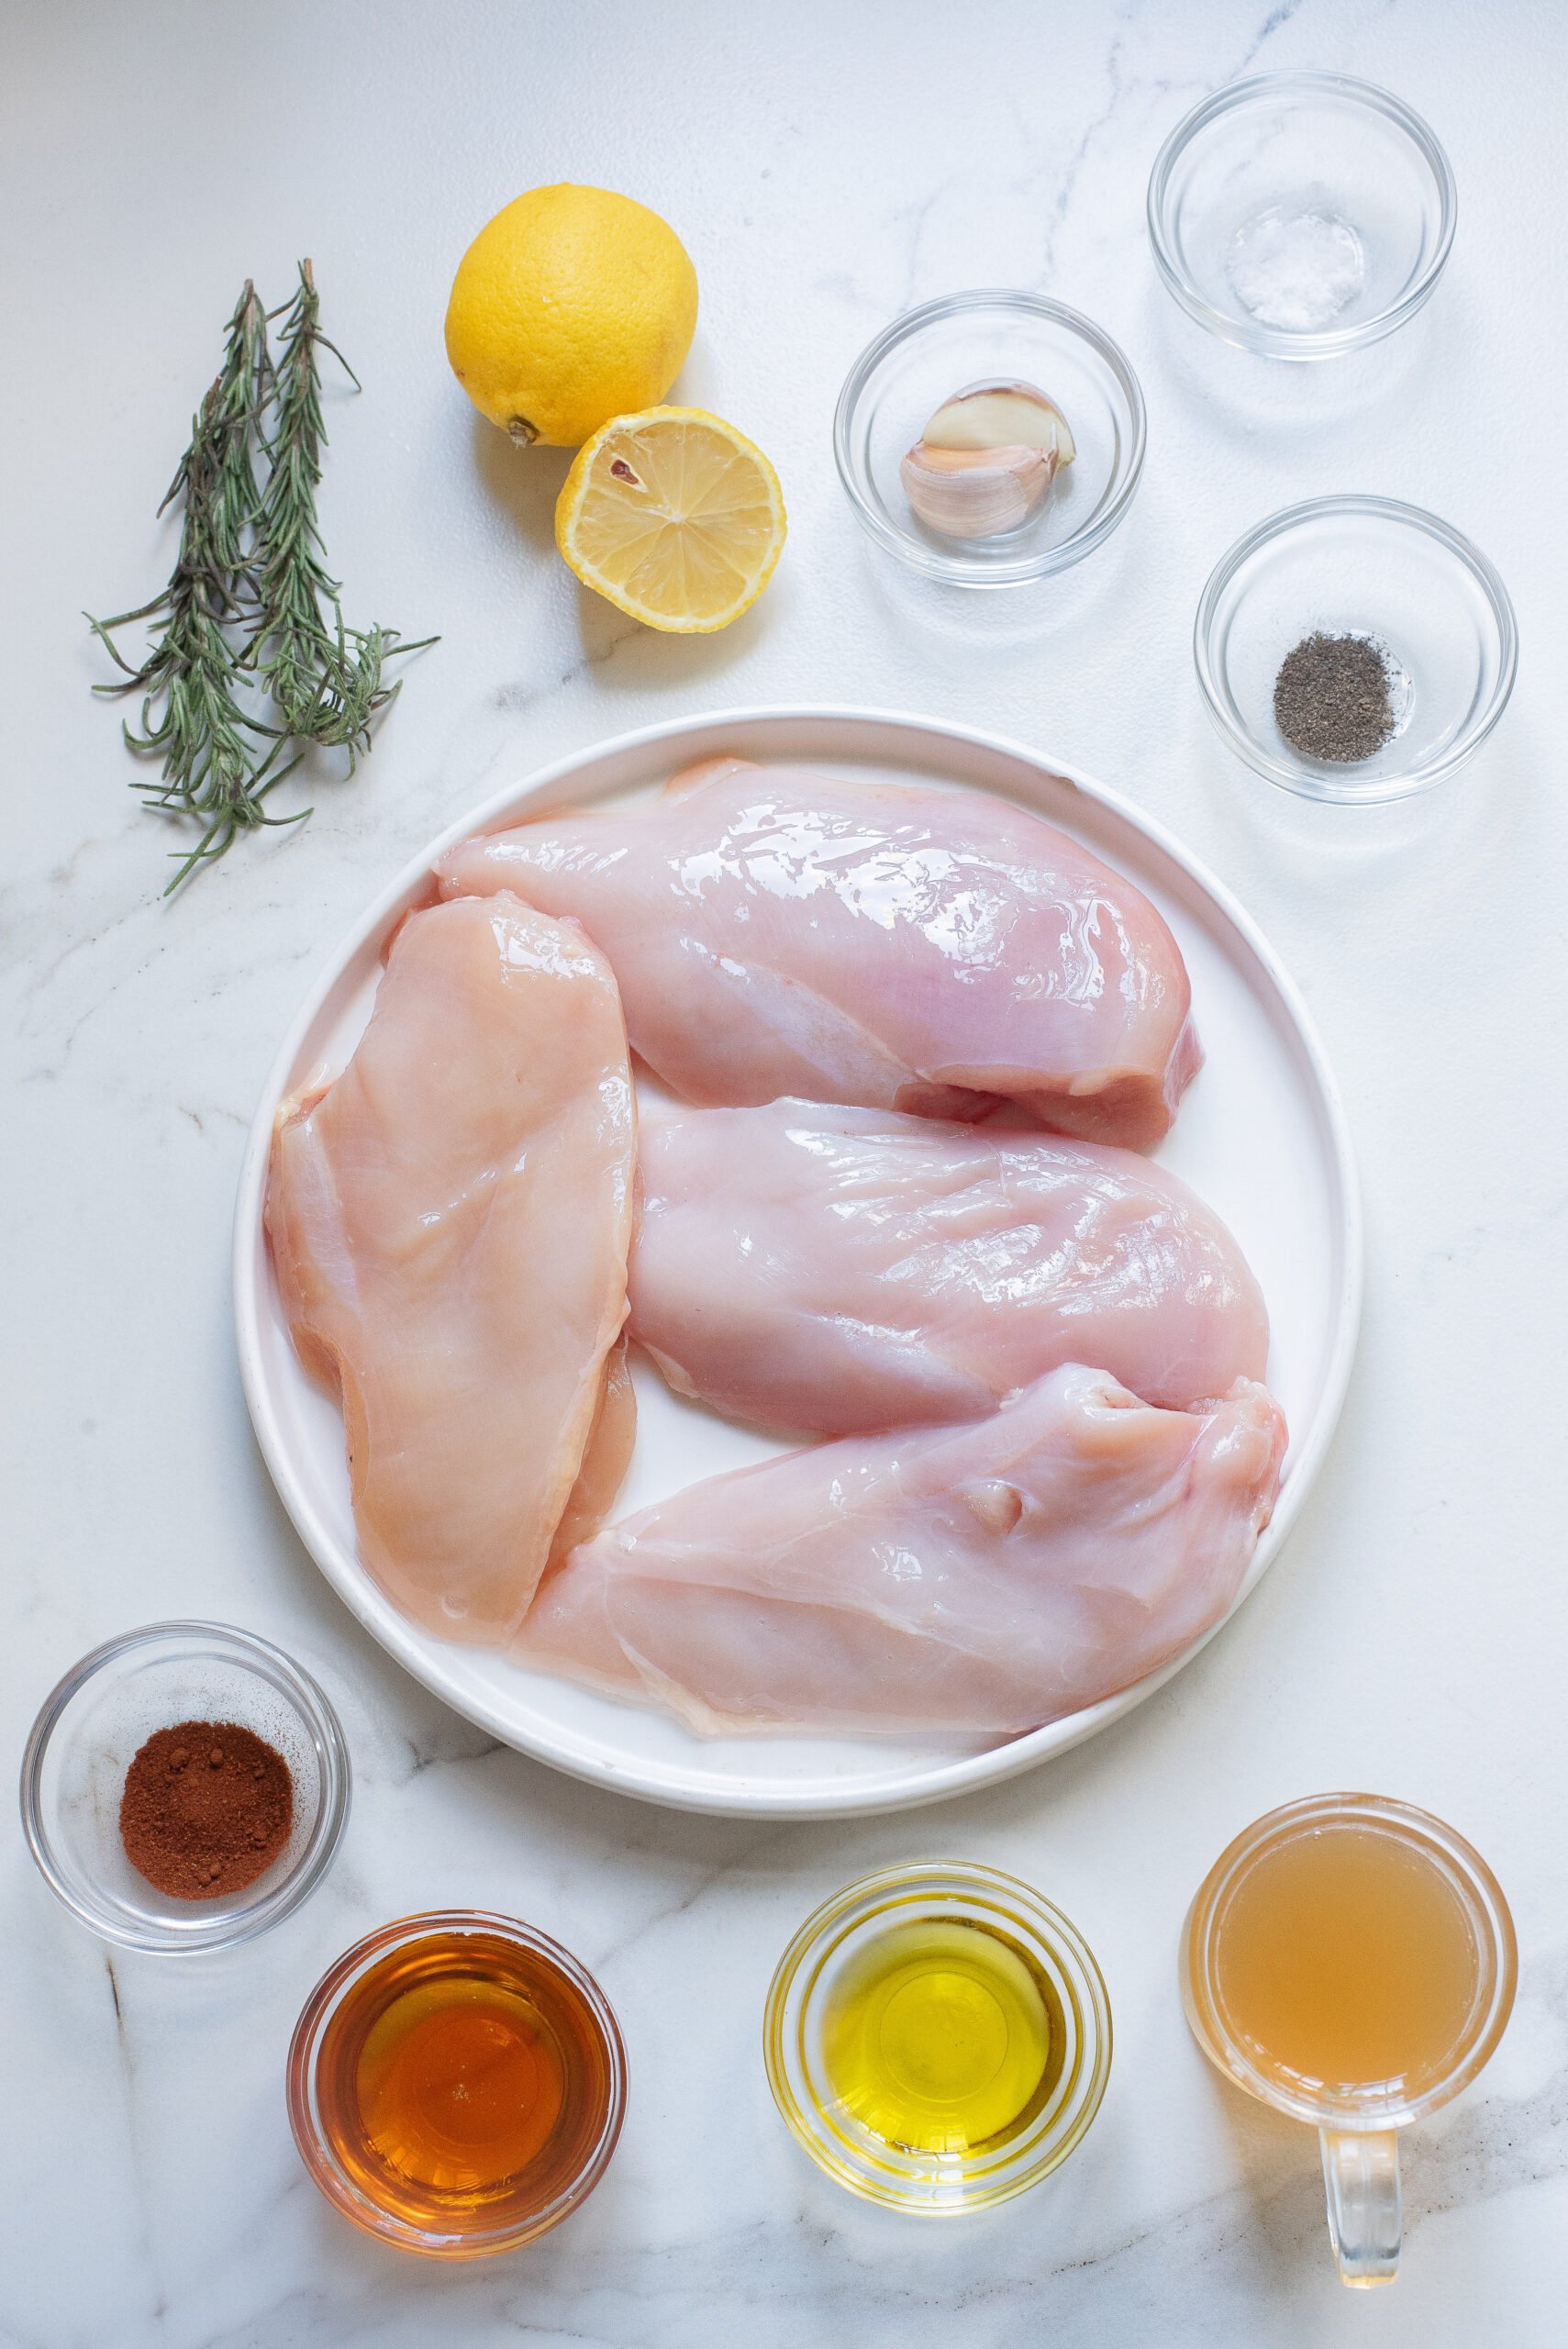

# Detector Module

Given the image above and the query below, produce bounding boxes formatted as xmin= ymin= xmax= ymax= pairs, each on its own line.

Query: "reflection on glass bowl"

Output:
xmin=1149 ymin=73 xmax=1456 ymax=360
xmin=764 ymin=1860 xmax=1111 ymax=2212
xmin=834 ymin=292 xmax=1145 ymax=587
xmin=1194 ymin=495 xmax=1517 ymax=803
xmin=19 ymin=1620 xmax=350 ymax=1954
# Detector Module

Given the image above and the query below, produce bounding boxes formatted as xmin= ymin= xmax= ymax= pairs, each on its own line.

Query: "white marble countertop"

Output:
xmin=5 ymin=1 xmax=1566 ymax=2341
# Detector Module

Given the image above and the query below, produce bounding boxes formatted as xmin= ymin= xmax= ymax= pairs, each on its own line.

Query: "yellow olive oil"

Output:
xmin=821 ymin=1920 xmax=1058 ymax=2155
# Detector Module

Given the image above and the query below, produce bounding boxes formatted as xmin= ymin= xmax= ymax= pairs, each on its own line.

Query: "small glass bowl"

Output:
xmin=764 ymin=1861 xmax=1111 ymax=2214
xmin=288 ymin=1911 xmax=628 ymax=2259
xmin=834 ymin=291 xmax=1145 ymax=586
xmin=1195 ymin=495 xmax=1518 ymax=803
xmin=19 ymin=1620 xmax=350 ymax=1954
xmin=1148 ymin=72 xmax=1456 ymax=359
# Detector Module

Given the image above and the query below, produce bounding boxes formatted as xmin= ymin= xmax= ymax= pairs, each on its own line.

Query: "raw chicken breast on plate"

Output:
xmin=436 ymin=758 xmax=1200 ymax=1149
xmin=630 ymin=1097 xmax=1270 ymax=1431
xmin=549 ymin=1338 xmax=638 ymax=1571
xmin=521 ymin=1366 xmax=1287 ymax=1738
xmin=265 ymin=892 xmax=636 ymax=1645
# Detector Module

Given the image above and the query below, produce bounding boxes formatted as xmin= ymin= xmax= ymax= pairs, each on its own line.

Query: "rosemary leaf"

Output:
xmin=86 ymin=282 xmax=297 ymax=893
xmin=88 ymin=266 xmax=430 ymax=893
xmin=251 ymin=261 xmax=433 ymax=763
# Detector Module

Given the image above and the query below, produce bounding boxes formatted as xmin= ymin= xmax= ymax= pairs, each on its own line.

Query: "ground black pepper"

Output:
xmin=1273 ymin=632 xmax=1396 ymax=763
xmin=119 ymin=1719 xmax=293 ymax=1899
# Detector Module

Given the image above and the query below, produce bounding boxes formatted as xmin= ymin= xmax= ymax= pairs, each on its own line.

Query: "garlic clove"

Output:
xmin=899 ymin=440 xmax=1057 ymax=539
xmin=921 ymin=380 xmax=1076 ymax=468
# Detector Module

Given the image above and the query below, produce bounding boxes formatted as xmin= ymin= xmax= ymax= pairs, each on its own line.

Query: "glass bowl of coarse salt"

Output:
xmin=1194 ymin=495 xmax=1518 ymax=803
xmin=1148 ymin=73 xmax=1456 ymax=359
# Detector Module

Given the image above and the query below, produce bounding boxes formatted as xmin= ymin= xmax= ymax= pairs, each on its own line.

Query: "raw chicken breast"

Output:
xmin=436 ymin=758 xmax=1200 ymax=1148
xmin=266 ymin=893 xmax=636 ymax=1644
xmin=630 ymin=1098 xmax=1270 ymax=1430
xmin=548 ymin=1340 xmax=638 ymax=1573
xmin=519 ymin=1368 xmax=1287 ymax=1737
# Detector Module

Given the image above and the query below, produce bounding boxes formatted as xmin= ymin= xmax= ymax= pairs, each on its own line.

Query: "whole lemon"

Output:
xmin=444 ymin=184 xmax=698 ymax=449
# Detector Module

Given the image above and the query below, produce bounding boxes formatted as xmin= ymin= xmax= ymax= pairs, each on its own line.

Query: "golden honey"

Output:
xmin=291 ymin=1915 xmax=625 ymax=2254
xmin=350 ymin=1971 xmax=568 ymax=2197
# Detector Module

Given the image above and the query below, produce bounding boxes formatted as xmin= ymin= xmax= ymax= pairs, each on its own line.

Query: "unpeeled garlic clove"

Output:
xmin=922 ymin=379 xmax=1076 ymax=467
xmin=899 ymin=440 xmax=1057 ymax=539
xmin=901 ymin=378 xmax=1075 ymax=540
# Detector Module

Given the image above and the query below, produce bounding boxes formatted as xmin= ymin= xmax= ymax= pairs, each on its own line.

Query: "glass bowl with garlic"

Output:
xmin=834 ymin=292 xmax=1145 ymax=586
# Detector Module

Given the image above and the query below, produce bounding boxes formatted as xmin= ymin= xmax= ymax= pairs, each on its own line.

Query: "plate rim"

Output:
xmin=233 ymin=702 xmax=1362 ymax=1818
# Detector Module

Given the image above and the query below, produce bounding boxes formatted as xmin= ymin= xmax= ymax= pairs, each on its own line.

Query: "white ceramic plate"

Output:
xmin=235 ymin=708 xmax=1360 ymax=1818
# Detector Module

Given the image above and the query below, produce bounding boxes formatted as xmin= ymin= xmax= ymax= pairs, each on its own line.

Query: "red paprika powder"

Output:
xmin=119 ymin=1719 xmax=293 ymax=1899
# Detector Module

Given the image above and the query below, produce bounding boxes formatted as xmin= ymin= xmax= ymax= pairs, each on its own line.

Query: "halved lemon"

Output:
xmin=555 ymin=407 xmax=786 ymax=632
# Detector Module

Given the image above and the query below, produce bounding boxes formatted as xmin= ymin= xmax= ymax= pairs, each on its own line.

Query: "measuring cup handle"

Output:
xmin=1318 ymin=2128 xmax=1401 ymax=2286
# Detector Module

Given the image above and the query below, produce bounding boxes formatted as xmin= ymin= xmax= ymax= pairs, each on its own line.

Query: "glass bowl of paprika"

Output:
xmin=18 ymin=1620 xmax=350 ymax=1954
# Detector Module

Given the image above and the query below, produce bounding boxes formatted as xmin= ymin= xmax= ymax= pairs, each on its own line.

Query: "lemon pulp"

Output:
xmin=555 ymin=406 xmax=786 ymax=632
xmin=821 ymin=1921 xmax=1051 ymax=2154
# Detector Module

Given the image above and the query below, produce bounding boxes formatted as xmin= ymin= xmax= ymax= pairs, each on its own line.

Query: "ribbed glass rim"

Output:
xmin=1194 ymin=494 xmax=1518 ymax=802
xmin=832 ymin=289 xmax=1147 ymax=584
xmin=764 ymin=1860 xmax=1111 ymax=2213
xmin=1147 ymin=72 xmax=1458 ymax=359
xmin=18 ymin=1618 xmax=350 ymax=1954
xmin=1183 ymin=1793 xmax=1517 ymax=2130
xmin=286 ymin=1909 xmax=628 ymax=2259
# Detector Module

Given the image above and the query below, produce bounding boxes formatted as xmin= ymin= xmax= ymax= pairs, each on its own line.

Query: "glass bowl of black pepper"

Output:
xmin=18 ymin=1620 xmax=350 ymax=1954
xmin=1194 ymin=495 xmax=1518 ymax=802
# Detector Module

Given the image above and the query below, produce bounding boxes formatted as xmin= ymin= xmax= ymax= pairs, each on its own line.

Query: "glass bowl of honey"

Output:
xmin=288 ymin=1910 xmax=627 ymax=2258
xmin=764 ymin=1861 xmax=1110 ymax=2213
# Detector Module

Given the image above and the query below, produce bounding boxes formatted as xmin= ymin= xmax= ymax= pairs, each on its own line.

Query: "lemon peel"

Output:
xmin=444 ymin=184 xmax=697 ymax=450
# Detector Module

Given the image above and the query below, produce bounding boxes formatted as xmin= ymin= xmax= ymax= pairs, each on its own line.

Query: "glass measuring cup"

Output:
xmin=1183 ymin=1794 xmax=1515 ymax=2286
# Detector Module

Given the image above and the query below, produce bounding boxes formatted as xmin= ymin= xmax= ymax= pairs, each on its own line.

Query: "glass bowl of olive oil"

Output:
xmin=764 ymin=1862 xmax=1110 ymax=2213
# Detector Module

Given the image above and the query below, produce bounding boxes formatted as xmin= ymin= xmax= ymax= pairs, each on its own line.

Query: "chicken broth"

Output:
xmin=1203 ymin=1824 xmax=1482 ymax=2098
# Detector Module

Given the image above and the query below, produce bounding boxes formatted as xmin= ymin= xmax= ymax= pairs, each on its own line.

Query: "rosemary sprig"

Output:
xmin=87 ymin=283 xmax=302 ymax=891
xmin=87 ymin=264 xmax=431 ymax=893
xmin=251 ymin=261 xmax=432 ymax=763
